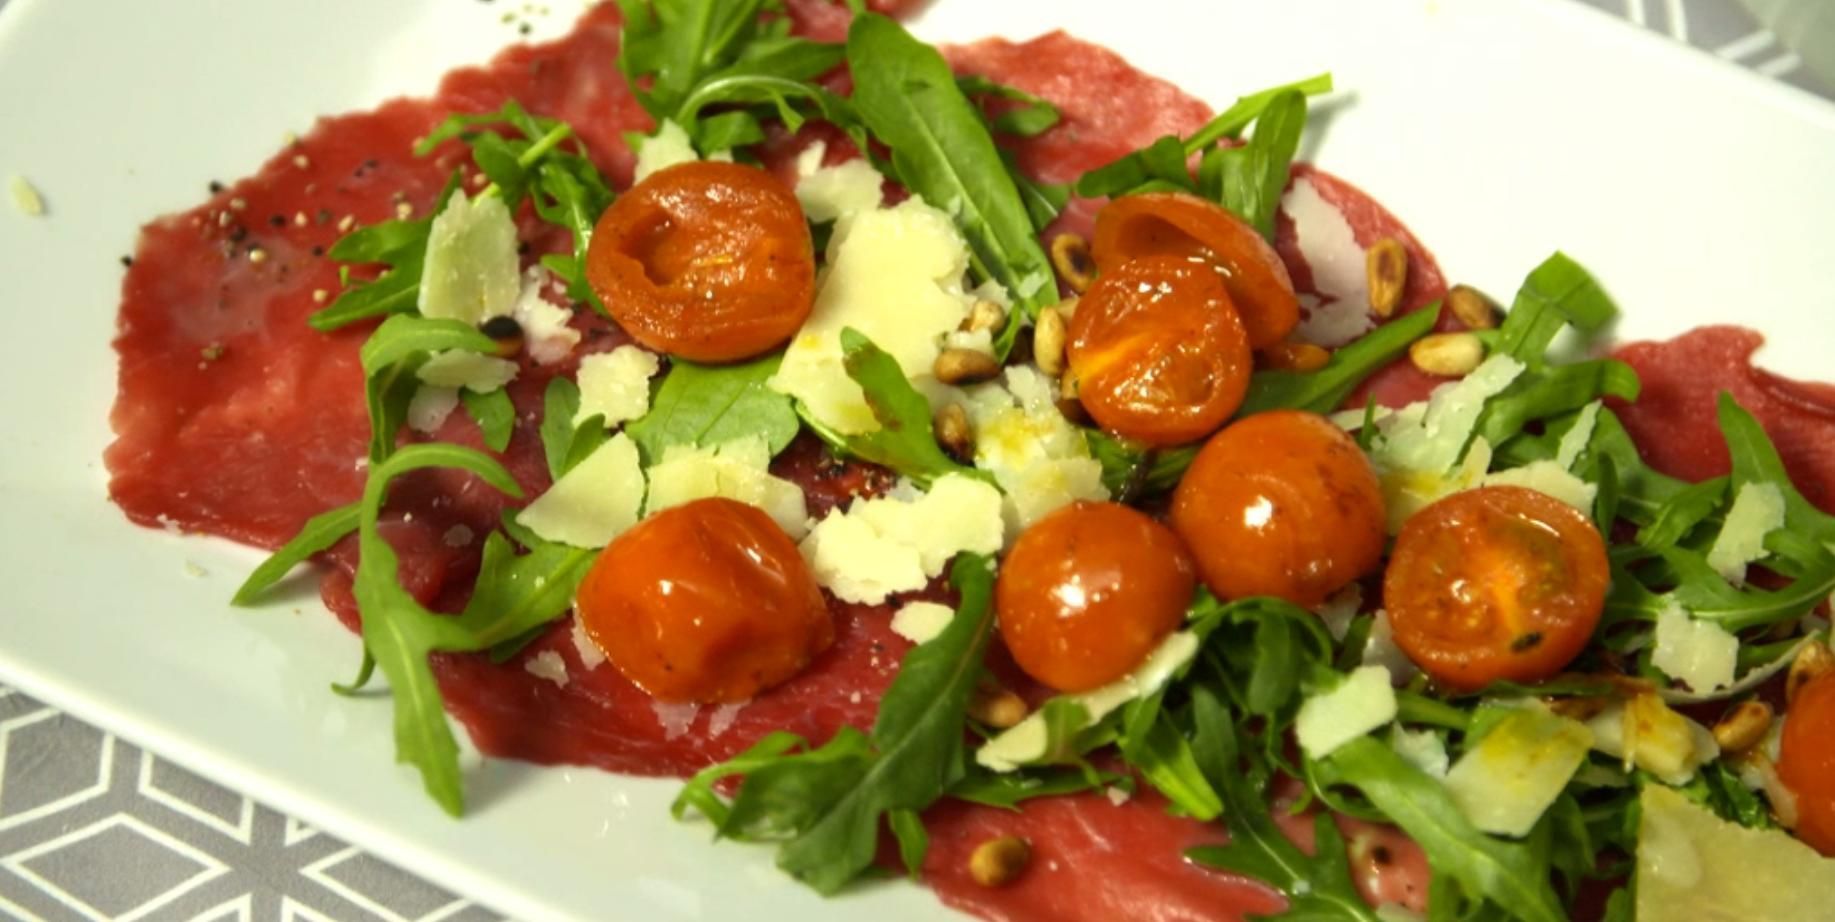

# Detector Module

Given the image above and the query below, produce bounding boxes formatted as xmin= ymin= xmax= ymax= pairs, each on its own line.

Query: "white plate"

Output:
xmin=1 ymin=1 xmax=1831 ymax=919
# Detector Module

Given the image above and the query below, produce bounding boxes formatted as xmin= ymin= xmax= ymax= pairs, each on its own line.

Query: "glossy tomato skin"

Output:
xmin=576 ymin=497 xmax=833 ymax=703
xmin=1066 ymin=255 xmax=1252 ymax=447
xmin=585 ymin=161 xmax=815 ymax=363
xmin=1090 ymin=193 xmax=1299 ymax=349
xmin=1780 ymin=672 xmax=1835 ymax=855
xmin=1383 ymin=486 xmax=1608 ymax=692
xmin=1169 ymin=411 xmax=1385 ymax=608
xmin=997 ymin=501 xmax=1197 ymax=693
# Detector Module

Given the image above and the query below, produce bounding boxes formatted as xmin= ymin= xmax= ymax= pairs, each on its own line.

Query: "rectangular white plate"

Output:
xmin=1 ymin=1 xmax=1831 ymax=919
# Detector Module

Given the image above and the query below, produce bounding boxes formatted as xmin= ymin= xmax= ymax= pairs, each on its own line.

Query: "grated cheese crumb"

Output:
xmin=574 ymin=345 xmax=661 ymax=428
xmin=524 ymin=650 xmax=570 ymax=688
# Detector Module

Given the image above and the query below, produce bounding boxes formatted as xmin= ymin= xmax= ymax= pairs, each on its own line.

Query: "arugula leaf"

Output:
xmin=1186 ymin=686 xmax=1381 ymax=922
xmin=1318 ymin=738 xmax=1568 ymax=922
xmin=957 ymin=75 xmax=1062 ymax=138
xmin=230 ymin=503 xmax=361 ymax=605
xmin=1119 ymin=702 xmax=1221 ymax=820
xmin=309 ymin=195 xmax=451 ymax=333
xmin=625 ymin=354 xmax=799 ymax=463
xmin=678 ymin=554 xmax=999 ymax=893
xmin=1677 ymin=761 xmax=1777 ymax=830
xmin=1719 ymin=392 xmax=1835 ymax=543
xmin=450 ymin=528 xmax=594 ymax=652
xmin=675 ymin=74 xmax=867 ymax=154
xmin=847 ymin=14 xmax=1057 ymax=339
xmin=358 ymin=316 xmax=499 ymax=462
xmin=836 ymin=328 xmax=991 ymax=488
xmin=1474 ymin=359 xmax=1640 ymax=449
xmin=888 ymin=808 xmax=928 ymax=880
xmin=1085 ymin=431 xmax=1200 ymax=498
xmin=1241 ymin=303 xmax=1441 ymax=415
xmin=351 ymin=443 xmax=523 ymax=816
xmin=1634 ymin=476 xmax=1727 ymax=551
xmin=1211 ymin=90 xmax=1306 ymax=239
xmin=1493 ymin=252 xmax=1618 ymax=366
xmin=616 ymin=0 xmax=834 ymax=122
xmin=461 ymin=388 xmax=516 ymax=453
xmin=537 ymin=378 xmax=608 ymax=481
xmin=947 ymin=766 xmax=1110 ymax=810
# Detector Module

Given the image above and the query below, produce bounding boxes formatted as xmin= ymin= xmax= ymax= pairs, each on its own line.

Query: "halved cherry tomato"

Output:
xmin=1169 ymin=410 xmax=1385 ymax=607
xmin=1780 ymin=672 xmax=1835 ymax=855
xmin=575 ymin=497 xmax=833 ymax=703
xmin=585 ymin=161 xmax=815 ymax=362
xmin=1090 ymin=193 xmax=1299 ymax=349
xmin=1383 ymin=486 xmax=1608 ymax=692
xmin=997 ymin=501 xmax=1197 ymax=692
xmin=1066 ymin=255 xmax=1252 ymax=447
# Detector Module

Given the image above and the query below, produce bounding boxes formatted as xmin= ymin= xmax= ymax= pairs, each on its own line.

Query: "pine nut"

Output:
xmin=1366 ymin=237 xmax=1408 ymax=318
xmin=969 ymin=836 xmax=1032 ymax=887
xmin=1033 ymin=306 xmax=1068 ymax=377
xmin=962 ymin=298 xmax=1007 ymax=335
xmin=1712 ymin=699 xmax=1774 ymax=755
xmin=968 ymin=685 xmax=1029 ymax=729
xmin=1050 ymin=233 xmax=1095 ymax=293
xmin=1261 ymin=341 xmax=1330 ymax=372
xmin=934 ymin=347 xmax=1002 ymax=385
xmin=1447 ymin=284 xmax=1500 ymax=330
xmin=1786 ymin=640 xmax=1834 ymax=705
xmin=1408 ymin=332 xmax=1484 ymax=377
xmin=935 ymin=403 xmax=974 ymax=461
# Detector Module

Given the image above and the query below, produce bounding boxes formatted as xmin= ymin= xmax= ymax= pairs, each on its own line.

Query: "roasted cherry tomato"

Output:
xmin=585 ymin=161 xmax=815 ymax=363
xmin=997 ymin=501 xmax=1197 ymax=692
xmin=576 ymin=497 xmax=833 ymax=703
xmin=1383 ymin=486 xmax=1608 ymax=692
xmin=1780 ymin=672 xmax=1835 ymax=856
xmin=1169 ymin=410 xmax=1385 ymax=607
xmin=1090 ymin=193 xmax=1300 ymax=349
xmin=1066 ymin=255 xmax=1252 ymax=447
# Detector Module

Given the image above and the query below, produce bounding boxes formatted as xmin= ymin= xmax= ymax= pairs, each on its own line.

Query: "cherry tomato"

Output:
xmin=1066 ymin=255 xmax=1252 ymax=447
xmin=585 ymin=161 xmax=815 ymax=363
xmin=575 ymin=497 xmax=833 ymax=703
xmin=1090 ymin=193 xmax=1300 ymax=349
xmin=1169 ymin=410 xmax=1385 ymax=607
xmin=1780 ymin=672 xmax=1835 ymax=856
xmin=997 ymin=501 xmax=1197 ymax=692
xmin=1383 ymin=486 xmax=1608 ymax=692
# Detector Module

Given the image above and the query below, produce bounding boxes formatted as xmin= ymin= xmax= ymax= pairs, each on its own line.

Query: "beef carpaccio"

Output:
xmin=106 ymin=3 xmax=1835 ymax=920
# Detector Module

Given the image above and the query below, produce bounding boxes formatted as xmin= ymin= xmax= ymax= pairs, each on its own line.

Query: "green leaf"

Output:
xmin=617 ymin=0 xmax=835 ymax=123
xmin=352 ymin=443 xmax=523 ymax=816
xmin=1719 ymin=392 xmax=1835 ymax=543
xmin=1240 ymin=304 xmax=1441 ymax=416
xmin=461 ymin=388 xmax=516 ymax=453
xmin=1493 ymin=252 xmax=1618 ymax=367
xmin=625 ymin=354 xmax=799 ymax=463
xmin=1213 ymin=90 xmax=1306 ymax=239
xmin=1474 ymin=359 xmax=1640 ymax=449
xmin=957 ymin=75 xmax=1062 ymax=138
xmin=837 ymin=328 xmax=990 ymax=488
xmin=1121 ymin=710 xmax=1221 ymax=820
xmin=538 ymin=378 xmax=609 ymax=481
xmin=358 ymin=315 xmax=500 ymax=462
xmin=847 ymin=14 xmax=1056 ymax=324
xmin=1186 ymin=686 xmax=1381 ymax=922
xmin=230 ymin=502 xmax=361 ymax=605
xmin=1634 ymin=476 xmax=1727 ymax=551
xmin=946 ymin=767 xmax=1109 ymax=810
xmin=888 ymin=808 xmax=928 ymax=880
xmin=1085 ymin=431 xmax=1200 ymax=499
xmin=1075 ymin=134 xmax=1193 ymax=199
xmin=448 ymin=529 xmax=594 ymax=651
xmin=1318 ymin=738 xmax=1568 ymax=922
xmin=683 ymin=554 xmax=1000 ymax=894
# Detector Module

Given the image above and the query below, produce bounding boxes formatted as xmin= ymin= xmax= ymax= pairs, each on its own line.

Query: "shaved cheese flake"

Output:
xmin=511 ymin=266 xmax=580 ymax=364
xmin=1390 ymin=725 xmax=1449 ymax=779
xmin=795 ymin=153 xmax=886 ymax=224
xmin=1587 ymin=694 xmax=1719 ymax=785
xmin=1443 ymin=705 xmax=1592 ymax=837
xmin=517 ymin=433 xmax=645 ymax=548
xmin=1636 ymin=784 xmax=1835 ymax=922
xmin=524 ymin=650 xmax=570 ymax=688
xmin=965 ymin=367 xmax=1109 ymax=539
xmin=1377 ymin=354 xmax=1525 ymax=474
xmin=978 ymin=631 xmax=1199 ymax=772
xmin=799 ymin=473 xmax=1003 ymax=604
xmin=1283 ymin=177 xmax=1372 ymax=347
xmin=1652 ymin=603 xmax=1739 ymax=694
xmin=406 ymin=385 xmax=460 ymax=434
xmin=1706 ymin=482 xmax=1786 ymax=585
xmin=1482 ymin=460 xmax=1598 ymax=512
xmin=420 ymin=193 xmax=519 ymax=324
xmin=575 ymin=345 xmax=661 ymax=428
xmin=416 ymin=350 xmax=518 ymax=393
xmin=769 ymin=198 xmax=979 ymax=435
xmin=1555 ymin=401 xmax=1602 ymax=469
xmin=633 ymin=119 xmax=699 ymax=184
xmin=643 ymin=435 xmax=808 ymax=538
xmin=570 ymin=616 xmax=606 ymax=671
xmin=1295 ymin=665 xmax=1398 ymax=758
xmin=1361 ymin=609 xmax=1419 ymax=685
xmin=890 ymin=601 xmax=954 ymax=645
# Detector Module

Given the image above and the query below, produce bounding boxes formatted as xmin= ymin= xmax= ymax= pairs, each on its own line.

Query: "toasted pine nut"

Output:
xmin=1050 ymin=234 xmax=1095 ymax=293
xmin=1547 ymin=695 xmax=1611 ymax=723
xmin=934 ymin=347 xmax=1001 ymax=385
xmin=936 ymin=403 xmax=974 ymax=461
xmin=1409 ymin=332 xmax=1484 ymax=377
xmin=1366 ymin=238 xmax=1408 ymax=318
xmin=962 ymin=298 xmax=1007 ymax=335
xmin=1033 ymin=306 xmax=1068 ymax=377
xmin=1712 ymin=699 xmax=1774 ymax=755
xmin=1447 ymin=284 xmax=1500 ymax=330
xmin=1261 ymin=342 xmax=1330 ymax=373
xmin=969 ymin=836 xmax=1032 ymax=887
xmin=1786 ymin=640 xmax=1834 ymax=705
xmin=968 ymin=686 xmax=1029 ymax=729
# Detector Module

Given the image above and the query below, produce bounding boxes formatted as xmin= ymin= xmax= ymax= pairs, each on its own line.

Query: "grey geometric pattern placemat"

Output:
xmin=2 ymin=1 xmax=1829 ymax=920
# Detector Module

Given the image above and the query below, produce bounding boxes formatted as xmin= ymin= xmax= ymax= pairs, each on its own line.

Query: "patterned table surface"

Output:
xmin=2 ymin=2 xmax=1828 ymax=920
